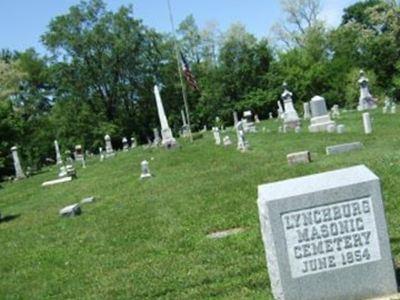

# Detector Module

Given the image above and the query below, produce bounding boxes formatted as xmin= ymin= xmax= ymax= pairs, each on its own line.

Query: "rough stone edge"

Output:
xmin=257 ymin=197 xmax=284 ymax=300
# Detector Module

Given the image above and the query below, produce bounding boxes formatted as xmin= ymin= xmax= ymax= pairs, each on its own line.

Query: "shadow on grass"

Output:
xmin=0 ymin=214 xmax=21 ymax=223
xmin=395 ymin=266 xmax=400 ymax=291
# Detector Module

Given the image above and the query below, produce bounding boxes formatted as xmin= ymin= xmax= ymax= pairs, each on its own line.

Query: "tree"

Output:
xmin=177 ymin=15 xmax=202 ymax=63
xmin=271 ymin=0 xmax=322 ymax=48
xmin=41 ymin=0 xmax=166 ymax=144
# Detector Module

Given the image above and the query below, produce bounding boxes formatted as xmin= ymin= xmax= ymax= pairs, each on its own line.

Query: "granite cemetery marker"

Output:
xmin=243 ymin=111 xmax=256 ymax=133
xmin=122 ymin=137 xmax=129 ymax=151
xmin=11 ymin=146 xmax=25 ymax=179
xmin=281 ymin=82 xmax=300 ymax=129
xmin=131 ymin=137 xmax=137 ymax=149
xmin=236 ymin=120 xmax=249 ymax=152
xmin=308 ymin=96 xmax=336 ymax=132
xmin=180 ymin=109 xmax=190 ymax=138
xmin=54 ymin=140 xmax=63 ymax=165
xmin=363 ymin=112 xmax=372 ymax=134
xmin=257 ymin=165 xmax=397 ymax=300
xmin=153 ymin=128 xmax=161 ymax=146
xmin=104 ymin=135 xmax=115 ymax=158
xmin=212 ymin=127 xmax=221 ymax=145
xmin=358 ymin=70 xmax=377 ymax=111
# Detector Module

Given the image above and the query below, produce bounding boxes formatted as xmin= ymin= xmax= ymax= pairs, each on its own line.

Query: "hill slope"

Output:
xmin=1 ymin=110 xmax=400 ymax=299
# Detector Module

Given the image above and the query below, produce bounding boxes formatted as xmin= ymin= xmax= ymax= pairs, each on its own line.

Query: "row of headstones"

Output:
xmin=275 ymin=69 xmax=391 ymax=134
xmin=212 ymin=117 xmax=250 ymax=153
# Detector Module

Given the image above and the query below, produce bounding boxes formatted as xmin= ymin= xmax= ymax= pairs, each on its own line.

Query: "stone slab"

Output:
xmin=326 ymin=142 xmax=363 ymax=155
xmin=42 ymin=176 xmax=72 ymax=187
xmin=257 ymin=165 xmax=397 ymax=300
xmin=59 ymin=204 xmax=81 ymax=217
xmin=207 ymin=228 xmax=245 ymax=239
xmin=81 ymin=196 xmax=95 ymax=204
xmin=287 ymin=151 xmax=311 ymax=166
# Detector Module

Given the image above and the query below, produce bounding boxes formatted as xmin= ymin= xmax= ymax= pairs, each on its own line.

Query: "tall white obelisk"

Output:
xmin=154 ymin=85 xmax=177 ymax=148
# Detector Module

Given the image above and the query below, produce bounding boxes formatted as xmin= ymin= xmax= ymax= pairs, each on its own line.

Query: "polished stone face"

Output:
xmin=282 ymin=197 xmax=381 ymax=279
xmin=310 ymin=96 xmax=328 ymax=117
xmin=257 ymin=165 xmax=397 ymax=300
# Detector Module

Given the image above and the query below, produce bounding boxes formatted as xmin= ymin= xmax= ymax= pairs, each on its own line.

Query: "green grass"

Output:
xmin=1 ymin=110 xmax=400 ymax=299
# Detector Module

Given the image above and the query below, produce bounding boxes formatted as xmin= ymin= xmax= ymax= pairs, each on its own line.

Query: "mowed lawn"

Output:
xmin=1 ymin=110 xmax=400 ymax=299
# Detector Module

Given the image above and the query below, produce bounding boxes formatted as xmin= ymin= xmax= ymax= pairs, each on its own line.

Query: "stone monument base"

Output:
xmin=308 ymin=115 xmax=335 ymax=132
xmin=284 ymin=119 xmax=300 ymax=129
xmin=162 ymin=138 xmax=178 ymax=149
xmin=357 ymin=104 xmax=377 ymax=111
xmin=105 ymin=152 xmax=115 ymax=158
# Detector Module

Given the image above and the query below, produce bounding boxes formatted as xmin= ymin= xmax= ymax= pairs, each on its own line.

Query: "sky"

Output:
xmin=0 ymin=0 xmax=358 ymax=54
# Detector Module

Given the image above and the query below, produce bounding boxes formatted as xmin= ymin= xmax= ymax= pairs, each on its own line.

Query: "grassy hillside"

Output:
xmin=1 ymin=110 xmax=400 ymax=299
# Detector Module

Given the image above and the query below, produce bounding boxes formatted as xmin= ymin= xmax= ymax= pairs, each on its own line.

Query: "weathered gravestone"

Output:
xmin=287 ymin=151 xmax=311 ymax=166
xmin=11 ymin=146 xmax=26 ymax=180
xmin=326 ymin=142 xmax=363 ymax=155
xmin=257 ymin=165 xmax=397 ymax=300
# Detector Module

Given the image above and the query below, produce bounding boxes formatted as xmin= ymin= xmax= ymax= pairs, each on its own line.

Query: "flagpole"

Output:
xmin=167 ymin=0 xmax=193 ymax=142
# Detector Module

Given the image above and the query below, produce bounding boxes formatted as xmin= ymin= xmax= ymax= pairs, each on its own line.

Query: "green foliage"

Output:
xmin=2 ymin=0 xmax=400 ymax=178
xmin=341 ymin=0 xmax=381 ymax=26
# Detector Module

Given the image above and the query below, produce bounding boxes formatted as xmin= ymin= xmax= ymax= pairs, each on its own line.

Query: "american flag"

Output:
xmin=180 ymin=51 xmax=199 ymax=91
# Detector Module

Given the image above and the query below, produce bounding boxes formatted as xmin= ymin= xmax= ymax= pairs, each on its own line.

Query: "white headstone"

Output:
xmin=308 ymin=96 xmax=336 ymax=132
xmin=327 ymin=124 xmax=336 ymax=133
xmin=42 ymin=176 xmax=72 ymax=187
xmin=59 ymin=204 xmax=81 ymax=217
xmin=236 ymin=120 xmax=249 ymax=152
xmin=122 ymin=137 xmax=129 ymax=151
xmin=54 ymin=140 xmax=63 ymax=165
xmin=153 ymin=128 xmax=161 ymax=146
xmin=130 ymin=137 xmax=137 ymax=149
xmin=363 ymin=112 xmax=372 ymax=134
xmin=337 ymin=124 xmax=346 ymax=134
xmin=223 ymin=136 xmax=232 ymax=146
xmin=104 ymin=135 xmax=115 ymax=157
xmin=11 ymin=146 xmax=25 ymax=179
xmin=243 ymin=111 xmax=257 ymax=133
xmin=140 ymin=160 xmax=152 ymax=179
xmin=181 ymin=110 xmax=190 ymax=138
xmin=358 ymin=70 xmax=377 ymax=111
xmin=258 ymin=165 xmax=397 ymax=300
xmin=212 ymin=127 xmax=221 ymax=145
xmin=281 ymin=83 xmax=300 ymax=129
xmin=277 ymin=101 xmax=284 ymax=119
xmin=331 ymin=104 xmax=340 ymax=119
xmin=269 ymin=112 xmax=273 ymax=120
xmin=233 ymin=111 xmax=239 ymax=126
xmin=99 ymin=147 xmax=105 ymax=162
xmin=154 ymin=85 xmax=177 ymax=148
xmin=74 ymin=145 xmax=85 ymax=168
